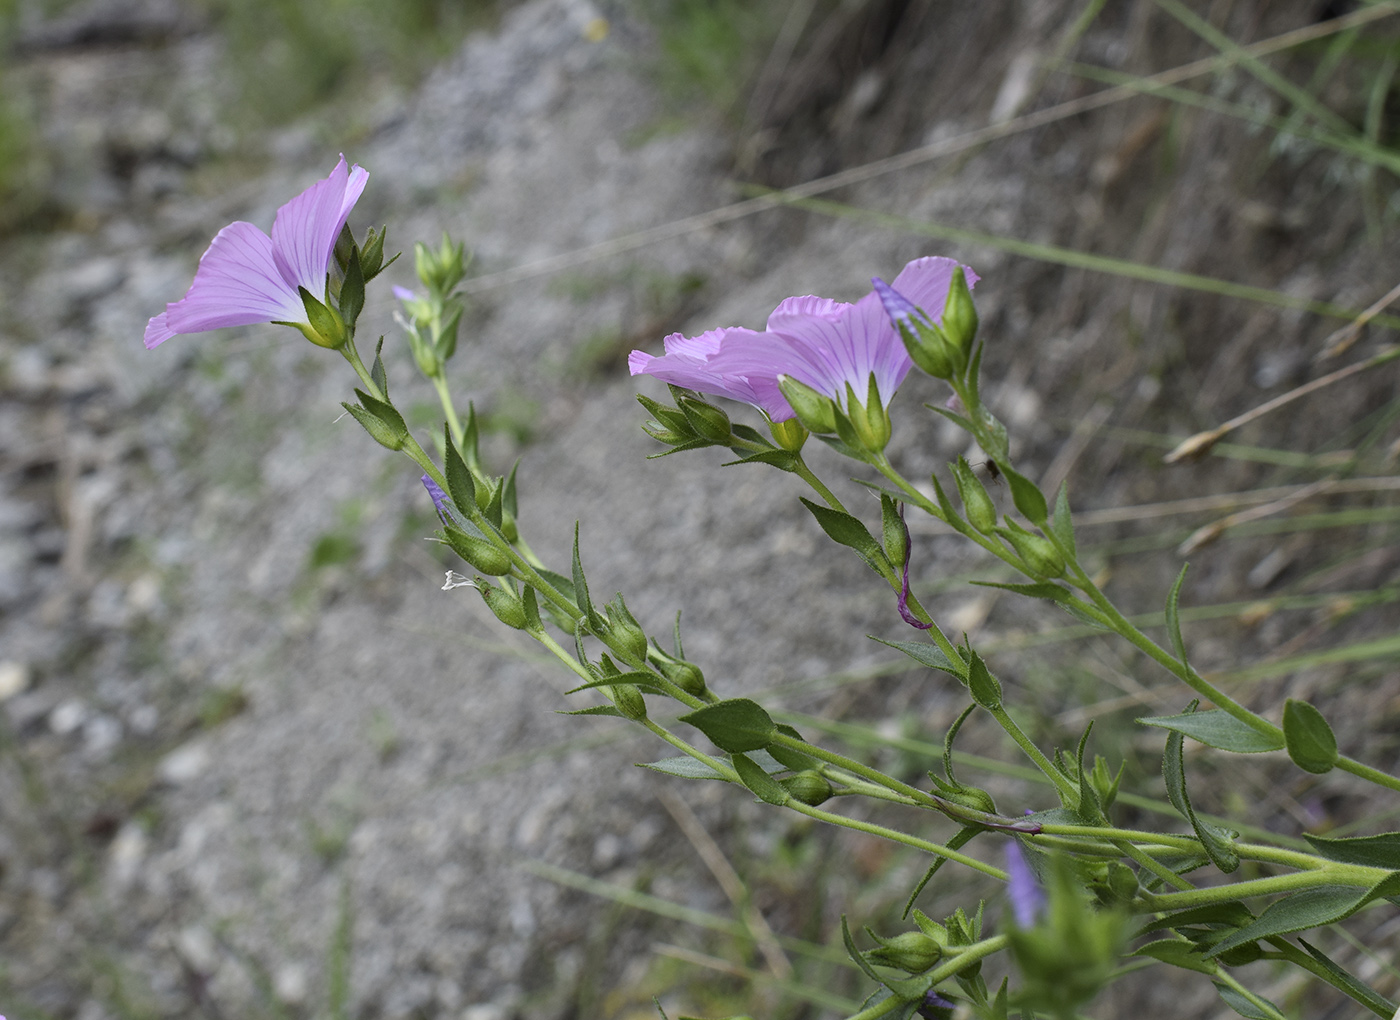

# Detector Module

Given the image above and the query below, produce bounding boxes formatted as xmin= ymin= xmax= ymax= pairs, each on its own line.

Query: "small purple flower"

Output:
xmin=916 ymin=990 xmax=956 ymax=1020
xmin=628 ymin=257 xmax=976 ymax=421
xmin=422 ymin=475 xmax=451 ymax=524
xmin=1005 ymin=842 xmax=1046 ymax=928
xmin=144 ymin=155 xmax=369 ymax=349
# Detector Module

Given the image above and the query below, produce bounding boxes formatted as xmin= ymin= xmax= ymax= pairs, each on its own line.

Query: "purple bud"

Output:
xmin=393 ymin=285 xmax=417 ymax=302
xmin=422 ymin=474 xmax=451 ymax=524
xmin=872 ymin=276 xmax=919 ymax=330
xmin=1005 ymin=842 xmax=1046 ymax=928
xmin=917 ymin=990 xmax=956 ymax=1020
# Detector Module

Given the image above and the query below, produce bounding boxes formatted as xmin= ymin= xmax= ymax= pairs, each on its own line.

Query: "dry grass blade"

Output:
xmin=656 ymin=786 xmax=794 ymax=981
xmin=459 ymin=5 xmax=1397 ymax=295
xmin=1177 ymin=477 xmax=1339 ymax=555
xmin=1164 ymin=346 xmax=1400 ymax=463
xmin=1317 ymin=279 xmax=1400 ymax=360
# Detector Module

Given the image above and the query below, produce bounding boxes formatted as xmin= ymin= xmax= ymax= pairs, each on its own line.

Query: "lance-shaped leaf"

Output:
xmin=1297 ymin=938 xmax=1397 ymax=1018
xmin=1208 ymin=873 xmax=1400 ymax=958
xmin=1303 ymin=830 xmax=1400 ymax=870
xmin=444 ymin=424 xmax=476 ymax=513
xmin=1165 ymin=563 xmax=1190 ymax=665
xmin=1138 ymin=709 xmax=1284 ymax=754
xmin=799 ymin=498 xmax=892 ymax=577
xmin=870 ymin=636 xmax=966 ymax=679
xmin=965 ymin=649 xmax=1001 ymax=710
xmin=1163 ymin=703 xmax=1240 ymax=872
xmin=1134 ymin=938 xmax=1217 ymax=975
xmin=732 ymin=752 xmax=790 ymax=805
xmin=678 ymin=698 xmax=778 ymax=753
xmin=1050 ymin=480 xmax=1076 ymax=558
xmin=572 ymin=522 xmax=606 ymax=632
xmin=1213 ymin=982 xmax=1283 ymax=1020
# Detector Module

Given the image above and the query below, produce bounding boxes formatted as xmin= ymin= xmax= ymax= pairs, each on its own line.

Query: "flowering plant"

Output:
xmin=147 ymin=161 xmax=1400 ymax=1020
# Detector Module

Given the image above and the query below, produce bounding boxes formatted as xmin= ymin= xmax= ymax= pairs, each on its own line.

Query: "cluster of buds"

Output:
xmin=395 ymin=234 xmax=469 ymax=378
xmin=778 ymin=372 xmax=893 ymax=456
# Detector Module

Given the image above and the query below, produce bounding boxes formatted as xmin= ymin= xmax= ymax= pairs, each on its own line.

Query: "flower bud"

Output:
xmin=942 ymin=785 xmax=997 ymax=815
xmin=611 ymin=683 xmax=648 ymax=721
xmin=866 ymin=931 xmax=944 ymax=973
xmin=657 ymin=658 xmax=707 ymax=697
xmin=940 ymin=266 xmax=978 ymax=356
xmin=995 ymin=523 xmax=1065 ymax=579
xmin=777 ymin=375 xmax=838 ymax=434
xmin=604 ymin=594 xmax=649 ymax=665
xmin=296 ymin=287 xmax=348 ymax=349
xmin=951 ymin=457 xmax=998 ymax=533
xmin=444 ymin=526 xmax=512 ymax=576
xmin=479 ymin=580 xmax=527 ymax=630
xmin=780 ymin=770 xmax=833 ymax=806
xmin=843 ymin=376 xmax=892 ymax=455
xmin=872 ymin=277 xmax=963 ymax=380
xmin=678 ymin=396 xmax=732 ymax=444
xmin=768 ymin=417 xmax=808 ymax=452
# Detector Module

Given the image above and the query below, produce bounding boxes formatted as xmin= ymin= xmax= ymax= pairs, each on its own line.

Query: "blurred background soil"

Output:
xmin=0 ymin=0 xmax=1398 ymax=1017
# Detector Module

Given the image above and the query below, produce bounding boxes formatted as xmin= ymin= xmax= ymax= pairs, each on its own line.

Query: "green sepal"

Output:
xmin=341 ymin=401 xmax=404 ymax=451
xmin=354 ymin=389 xmax=408 ymax=446
xmin=951 ymin=457 xmax=997 ymax=533
xmin=799 ymin=498 xmax=892 ymax=578
xmin=677 ymin=698 xmax=777 ymax=753
xmin=732 ymin=752 xmax=790 ymax=805
xmin=298 ymin=285 xmax=347 ymax=349
xmin=1002 ymin=465 xmax=1047 ymax=525
xmin=443 ymin=526 xmax=511 ymax=575
xmin=1283 ymin=698 xmax=1338 ymax=774
xmin=369 ymin=336 xmax=388 ymax=397
xmin=721 ymin=449 xmax=799 ymax=471
xmin=965 ymin=649 xmax=1001 ymax=710
xmin=339 ymin=244 xmax=365 ymax=326
xmin=636 ymin=393 xmax=694 ymax=436
xmin=359 ymin=225 xmax=388 ymax=280
xmin=677 ymin=396 xmax=732 ymax=443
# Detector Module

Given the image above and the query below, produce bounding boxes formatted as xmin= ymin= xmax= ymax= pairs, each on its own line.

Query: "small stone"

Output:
xmin=174 ymin=925 xmax=219 ymax=975
xmin=274 ymin=962 xmax=308 ymax=1005
xmin=0 ymin=661 xmax=30 ymax=701
xmin=50 ymin=698 xmax=90 ymax=736
xmin=158 ymin=742 xmax=210 ymax=785
xmin=83 ymin=714 xmax=123 ymax=756
xmin=108 ymin=822 xmax=148 ymax=892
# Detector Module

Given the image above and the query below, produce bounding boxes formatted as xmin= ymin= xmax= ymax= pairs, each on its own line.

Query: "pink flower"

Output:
xmin=144 ymin=156 xmax=368 ymax=349
xmin=628 ymin=257 xmax=976 ymax=421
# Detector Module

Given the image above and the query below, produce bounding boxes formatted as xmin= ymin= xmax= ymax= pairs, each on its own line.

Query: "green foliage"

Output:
xmin=639 ymin=0 xmax=785 ymax=115
xmin=203 ymin=0 xmax=501 ymax=123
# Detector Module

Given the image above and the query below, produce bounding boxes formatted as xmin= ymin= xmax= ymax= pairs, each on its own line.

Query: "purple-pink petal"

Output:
xmin=271 ymin=155 xmax=369 ymax=298
xmin=895 ymin=504 xmax=933 ymax=630
xmin=1005 ymin=842 xmax=1046 ymax=928
xmin=422 ymin=474 xmax=451 ymax=524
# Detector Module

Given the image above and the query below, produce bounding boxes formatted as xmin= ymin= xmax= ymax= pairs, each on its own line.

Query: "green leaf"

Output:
xmin=1134 ymin=901 xmax=1255 ymax=937
xmin=1296 ymin=938 xmax=1398 ymax=1018
xmin=502 ymin=459 xmax=520 ymax=519
xmin=1162 ymin=702 xmax=1240 ymax=872
xmin=1002 ymin=465 xmax=1047 ymax=525
xmin=444 ymin=423 xmax=476 ymax=514
xmin=1213 ymin=982 xmax=1283 ymax=1020
xmin=369 ymin=335 xmax=386 ymax=396
xmin=559 ymin=705 xmax=623 ymax=718
xmin=1165 ymin=563 xmax=1190 ymax=665
xmin=799 ymin=498 xmax=891 ymax=576
xmin=870 ymin=636 xmax=966 ymax=679
xmin=1134 ymin=938 xmax=1217 ymax=975
xmin=1050 ymin=480 xmax=1075 ymax=558
xmin=1137 ymin=709 xmax=1284 ymax=753
xmin=354 ymin=389 xmax=408 ymax=444
xmin=965 ymin=649 xmax=1002 ymax=710
xmin=1208 ymin=874 xmax=1400 ymax=957
xmin=678 ymin=698 xmax=778 ymax=753
xmin=722 ymin=449 xmax=798 ymax=471
xmin=927 ymin=471 xmax=960 ymax=525
xmin=341 ymin=401 xmax=404 ymax=451
xmin=1283 ymin=698 xmax=1339 ymax=774
xmin=1304 ymin=830 xmax=1400 ymax=870
xmin=483 ymin=474 xmax=504 ymax=530
xmin=971 ymin=580 xmax=1074 ymax=603
xmin=564 ymin=672 xmax=670 ymax=696
xmin=842 ymin=916 xmax=885 ymax=984
xmin=732 ymin=752 xmax=790 ymax=805
xmin=572 ymin=523 xmax=605 ymax=632
xmin=640 ymin=755 xmax=725 ymax=780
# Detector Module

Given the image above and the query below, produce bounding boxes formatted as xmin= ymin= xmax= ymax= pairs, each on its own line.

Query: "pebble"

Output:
xmin=0 ymin=660 xmax=30 ymax=700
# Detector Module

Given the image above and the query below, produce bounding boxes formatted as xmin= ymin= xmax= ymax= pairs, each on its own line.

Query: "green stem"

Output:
xmin=1114 ymin=840 xmax=1194 ymax=891
xmin=984 ymin=703 xmax=1081 ymax=805
xmin=431 ymin=372 xmax=467 ymax=448
xmin=1335 ymin=754 xmax=1400 ymax=793
xmin=341 ymin=338 xmax=383 ymax=400
xmin=1142 ymin=868 xmax=1371 ymax=912
xmin=792 ymin=801 xmax=1007 ymax=880
xmin=843 ymin=991 xmax=911 ymax=1020
xmin=793 ymin=454 xmax=850 ymax=513
xmin=924 ymin=935 xmax=1009 ymax=985
xmin=770 ymin=731 xmax=937 ymax=808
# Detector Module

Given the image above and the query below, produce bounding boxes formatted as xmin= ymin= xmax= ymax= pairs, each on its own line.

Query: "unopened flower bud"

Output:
xmin=996 ymin=524 xmax=1065 ymax=579
xmin=780 ymin=770 xmax=833 ymax=806
xmin=867 ymin=931 xmax=944 ymax=973
xmin=611 ymin=683 xmax=648 ymax=721
xmin=951 ymin=457 xmax=998 ymax=533
xmin=873 ymin=277 xmax=962 ymax=380
xmin=778 ymin=375 xmax=838 ymax=434
xmin=444 ymin=526 xmax=512 ymax=576
xmin=943 ymin=785 xmax=997 ymax=815
xmin=768 ymin=417 xmax=808 ymax=452
xmin=659 ymin=659 xmax=707 ymax=697
xmin=297 ymin=287 xmax=348 ymax=349
xmin=479 ymin=580 xmax=527 ymax=630
xmin=678 ymin=397 xmax=732 ymax=444
xmin=604 ymin=594 xmax=649 ymax=665
xmin=940 ymin=266 xmax=978 ymax=356
xmin=843 ymin=376 xmax=892 ymax=454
